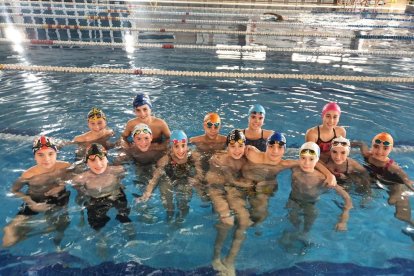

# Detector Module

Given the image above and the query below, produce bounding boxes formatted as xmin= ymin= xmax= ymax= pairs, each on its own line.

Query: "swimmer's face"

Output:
xmin=330 ymin=148 xmax=348 ymax=165
xmin=134 ymin=104 xmax=151 ymax=121
xmin=172 ymin=141 xmax=188 ymax=160
xmin=133 ymin=133 xmax=152 ymax=152
xmin=204 ymin=121 xmax=220 ymax=139
xmin=88 ymin=117 xmax=107 ymax=133
xmin=227 ymin=142 xmax=245 ymax=159
xmin=248 ymin=112 xmax=264 ymax=130
xmin=371 ymin=142 xmax=393 ymax=162
xmin=322 ymin=111 xmax=340 ymax=128
xmin=266 ymin=143 xmax=285 ymax=161
xmin=87 ymin=154 xmax=108 ymax=174
xmin=299 ymin=154 xmax=318 ymax=173
xmin=34 ymin=148 xmax=57 ymax=170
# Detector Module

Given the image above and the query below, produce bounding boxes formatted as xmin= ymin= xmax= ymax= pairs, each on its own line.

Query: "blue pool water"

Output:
xmin=1 ymin=1 xmax=414 ymax=274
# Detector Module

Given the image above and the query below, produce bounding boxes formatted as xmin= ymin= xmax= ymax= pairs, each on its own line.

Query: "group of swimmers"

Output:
xmin=2 ymin=93 xmax=414 ymax=273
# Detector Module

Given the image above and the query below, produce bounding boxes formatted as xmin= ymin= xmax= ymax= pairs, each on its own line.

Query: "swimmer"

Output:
xmin=3 ymin=136 xmax=71 ymax=247
xmin=324 ymin=136 xmax=370 ymax=191
xmin=242 ymin=104 xmax=274 ymax=152
xmin=138 ymin=130 xmax=203 ymax=222
xmin=287 ymin=142 xmax=353 ymax=233
xmin=121 ymin=93 xmax=171 ymax=145
xmin=72 ymin=143 xmax=131 ymax=231
xmin=305 ymin=102 xmax=346 ymax=163
xmin=190 ymin=112 xmax=227 ymax=152
xmin=354 ymin=133 xmax=414 ymax=227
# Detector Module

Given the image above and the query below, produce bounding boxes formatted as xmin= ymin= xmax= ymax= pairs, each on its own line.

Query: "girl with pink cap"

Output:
xmin=305 ymin=102 xmax=346 ymax=163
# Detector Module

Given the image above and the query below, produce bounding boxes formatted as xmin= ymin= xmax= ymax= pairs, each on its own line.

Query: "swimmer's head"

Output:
xmin=372 ymin=132 xmax=393 ymax=147
xmin=331 ymin=136 xmax=350 ymax=155
xmin=299 ymin=142 xmax=320 ymax=161
xmin=87 ymin=107 xmax=106 ymax=121
xmin=226 ymin=129 xmax=246 ymax=146
xmin=322 ymin=102 xmax=341 ymax=118
xmin=248 ymin=104 xmax=266 ymax=116
xmin=84 ymin=143 xmax=107 ymax=163
xmin=32 ymin=136 xmax=58 ymax=155
xmin=133 ymin=93 xmax=152 ymax=109
xmin=267 ymin=132 xmax=286 ymax=148
xmin=170 ymin=130 xmax=187 ymax=145
xmin=132 ymin=123 xmax=152 ymax=137
xmin=204 ymin=112 xmax=221 ymax=130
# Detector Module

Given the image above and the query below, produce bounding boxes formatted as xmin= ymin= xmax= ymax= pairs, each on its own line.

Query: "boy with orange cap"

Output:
xmin=190 ymin=112 xmax=227 ymax=152
xmin=3 ymin=136 xmax=71 ymax=247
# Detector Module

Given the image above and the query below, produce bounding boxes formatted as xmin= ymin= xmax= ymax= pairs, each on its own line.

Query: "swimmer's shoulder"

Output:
xmin=190 ymin=135 xmax=204 ymax=144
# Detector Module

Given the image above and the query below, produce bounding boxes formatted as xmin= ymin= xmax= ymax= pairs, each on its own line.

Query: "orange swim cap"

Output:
xmin=204 ymin=112 xmax=221 ymax=123
xmin=372 ymin=132 xmax=393 ymax=146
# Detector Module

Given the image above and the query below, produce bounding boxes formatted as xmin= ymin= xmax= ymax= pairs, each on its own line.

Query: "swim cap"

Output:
xmin=267 ymin=132 xmax=286 ymax=148
xmin=84 ymin=143 xmax=107 ymax=163
xmin=32 ymin=136 xmax=58 ymax=154
xmin=248 ymin=104 xmax=266 ymax=116
xmin=331 ymin=136 xmax=350 ymax=154
xmin=132 ymin=123 xmax=152 ymax=137
xmin=133 ymin=93 xmax=152 ymax=109
xmin=372 ymin=132 xmax=393 ymax=147
xmin=87 ymin=107 xmax=106 ymax=121
xmin=226 ymin=129 xmax=246 ymax=146
xmin=299 ymin=142 xmax=320 ymax=160
xmin=204 ymin=112 xmax=221 ymax=123
xmin=322 ymin=102 xmax=341 ymax=117
xmin=170 ymin=130 xmax=187 ymax=145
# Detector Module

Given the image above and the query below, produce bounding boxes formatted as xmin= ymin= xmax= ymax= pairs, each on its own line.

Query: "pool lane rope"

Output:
xmin=10 ymin=0 xmax=407 ymax=12
xmin=1 ymin=64 xmax=413 ymax=83
xmin=4 ymin=12 xmax=414 ymax=29
xmin=3 ymin=23 xmax=414 ymax=40
xmin=1 ymin=38 xmax=413 ymax=58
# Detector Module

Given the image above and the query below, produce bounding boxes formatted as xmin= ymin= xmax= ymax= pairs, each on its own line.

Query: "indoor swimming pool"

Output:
xmin=0 ymin=0 xmax=414 ymax=274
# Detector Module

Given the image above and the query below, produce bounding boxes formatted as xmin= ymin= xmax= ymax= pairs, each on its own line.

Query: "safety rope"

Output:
xmin=1 ymin=64 xmax=413 ymax=83
xmin=3 ymin=12 xmax=414 ymax=30
xmin=1 ymin=38 xmax=413 ymax=58
xmin=3 ymin=22 xmax=414 ymax=40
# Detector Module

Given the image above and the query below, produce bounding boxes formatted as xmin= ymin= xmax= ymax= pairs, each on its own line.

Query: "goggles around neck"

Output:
xmin=206 ymin=122 xmax=220 ymax=129
xmin=374 ymin=139 xmax=392 ymax=146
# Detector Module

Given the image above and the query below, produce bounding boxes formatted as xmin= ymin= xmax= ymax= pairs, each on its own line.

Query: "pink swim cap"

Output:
xmin=322 ymin=102 xmax=341 ymax=117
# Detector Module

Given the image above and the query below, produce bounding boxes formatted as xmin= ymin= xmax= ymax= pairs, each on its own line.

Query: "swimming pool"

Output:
xmin=1 ymin=0 xmax=414 ymax=274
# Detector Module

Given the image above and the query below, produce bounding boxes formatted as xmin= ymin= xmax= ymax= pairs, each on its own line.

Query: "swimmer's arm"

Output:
xmin=244 ymin=145 xmax=261 ymax=161
xmin=192 ymin=151 xmax=204 ymax=182
xmin=315 ymin=162 xmax=337 ymax=187
xmin=388 ymin=164 xmax=414 ymax=191
xmin=10 ymin=179 xmax=35 ymax=205
xmin=305 ymin=128 xmax=317 ymax=143
xmin=140 ymin=155 xmax=168 ymax=201
xmin=351 ymin=140 xmax=370 ymax=158
xmin=121 ymin=121 xmax=134 ymax=143
xmin=160 ymin=120 xmax=171 ymax=140
xmin=333 ymin=185 xmax=353 ymax=231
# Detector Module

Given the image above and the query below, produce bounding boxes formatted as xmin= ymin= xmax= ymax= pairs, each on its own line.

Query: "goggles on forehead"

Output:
xmin=206 ymin=122 xmax=220 ymax=129
xmin=133 ymin=128 xmax=151 ymax=136
xmin=172 ymin=138 xmax=187 ymax=144
xmin=229 ymin=139 xmax=245 ymax=145
xmin=268 ymin=140 xmax=286 ymax=147
xmin=300 ymin=149 xmax=317 ymax=156
xmin=87 ymin=153 xmax=106 ymax=161
xmin=332 ymin=141 xmax=349 ymax=147
xmin=374 ymin=139 xmax=392 ymax=146
xmin=88 ymin=109 xmax=106 ymax=120
xmin=33 ymin=138 xmax=58 ymax=154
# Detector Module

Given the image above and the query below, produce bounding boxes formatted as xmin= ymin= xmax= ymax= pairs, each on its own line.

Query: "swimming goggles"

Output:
xmin=87 ymin=153 xmax=106 ymax=161
xmin=374 ymin=139 xmax=392 ymax=146
xmin=88 ymin=108 xmax=106 ymax=120
xmin=250 ymin=111 xmax=264 ymax=115
xmin=300 ymin=149 xmax=317 ymax=156
xmin=228 ymin=139 xmax=245 ymax=145
xmin=133 ymin=128 xmax=152 ymax=136
xmin=332 ymin=141 xmax=350 ymax=147
xmin=206 ymin=122 xmax=220 ymax=129
xmin=268 ymin=140 xmax=286 ymax=147
xmin=172 ymin=138 xmax=187 ymax=144
xmin=32 ymin=137 xmax=58 ymax=153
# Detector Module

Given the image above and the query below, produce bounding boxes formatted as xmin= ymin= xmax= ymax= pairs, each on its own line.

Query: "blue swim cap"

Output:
xmin=248 ymin=104 xmax=265 ymax=115
xmin=267 ymin=132 xmax=286 ymax=148
xmin=133 ymin=93 xmax=152 ymax=109
xmin=170 ymin=130 xmax=187 ymax=145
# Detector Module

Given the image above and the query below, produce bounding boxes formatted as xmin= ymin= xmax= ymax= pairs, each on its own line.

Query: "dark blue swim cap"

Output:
xmin=133 ymin=93 xmax=152 ymax=109
xmin=267 ymin=132 xmax=286 ymax=148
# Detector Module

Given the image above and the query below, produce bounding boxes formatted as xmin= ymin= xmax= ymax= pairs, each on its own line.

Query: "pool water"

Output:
xmin=1 ymin=1 xmax=414 ymax=274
